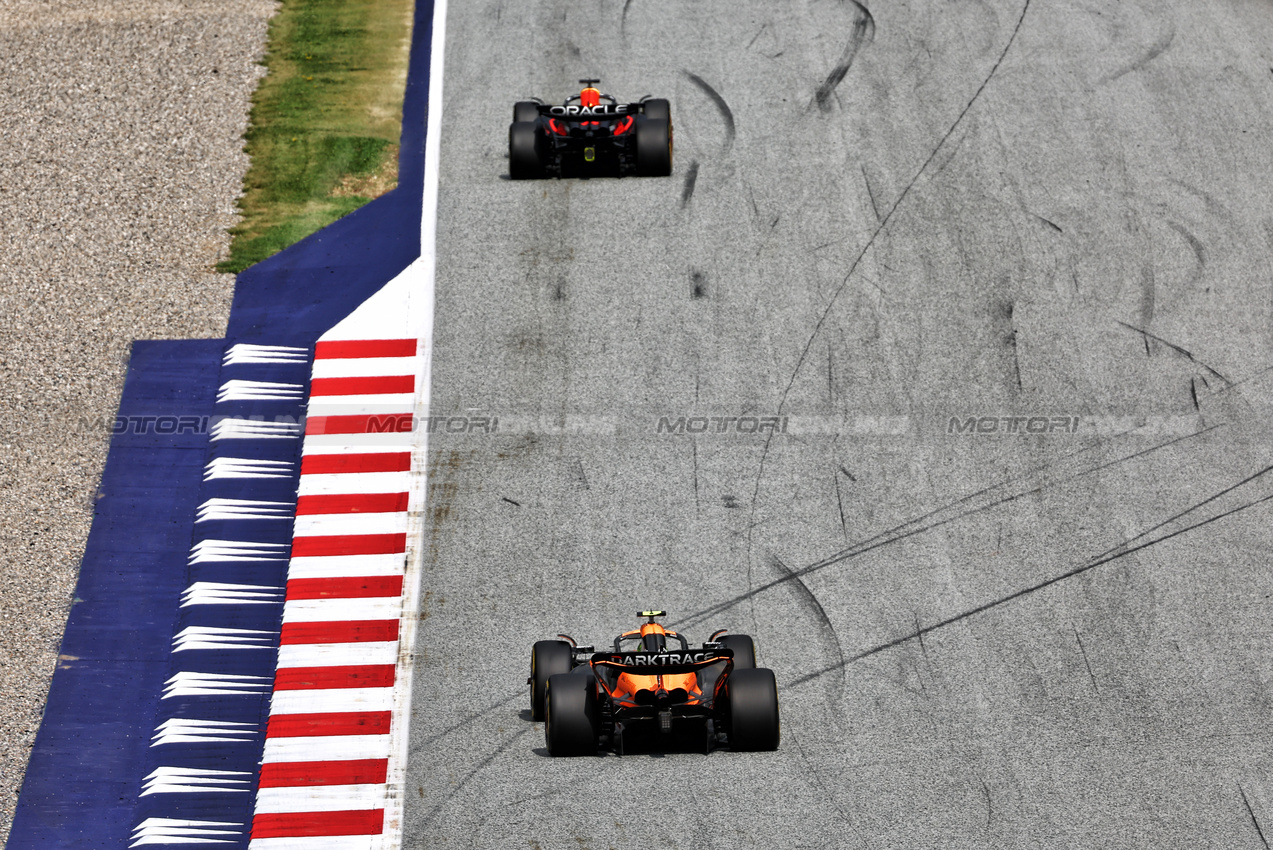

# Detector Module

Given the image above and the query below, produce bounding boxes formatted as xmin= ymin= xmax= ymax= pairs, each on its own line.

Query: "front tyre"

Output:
xmin=726 ymin=668 xmax=780 ymax=751
xmin=529 ymin=640 xmax=573 ymax=721
xmin=635 ymin=116 xmax=672 ymax=177
xmin=544 ymin=673 xmax=599 ymax=756
xmin=509 ymin=121 xmax=545 ymax=179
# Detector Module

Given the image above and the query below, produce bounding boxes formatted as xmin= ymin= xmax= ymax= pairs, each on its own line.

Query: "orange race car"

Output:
xmin=528 ymin=610 xmax=780 ymax=756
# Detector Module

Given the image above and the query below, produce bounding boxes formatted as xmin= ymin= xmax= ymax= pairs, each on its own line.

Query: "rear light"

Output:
xmin=548 ymin=118 xmax=567 ymax=136
xmin=612 ymin=116 xmax=634 ymax=135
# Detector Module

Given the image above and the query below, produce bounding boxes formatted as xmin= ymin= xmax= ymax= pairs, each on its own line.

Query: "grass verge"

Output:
xmin=218 ymin=0 xmax=415 ymax=273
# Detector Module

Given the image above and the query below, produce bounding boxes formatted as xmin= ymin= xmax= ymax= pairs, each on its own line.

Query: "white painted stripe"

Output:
xmin=152 ymin=719 xmax=257 ymax=747
xmin=293 ymin=513 xmax=408 ymax=537
xmin=262 ymin=734 xmax=390 ymax=763
xmin=302 ymin=432 xmax=416 ymax=450
xmin=275 ymin=641 xmax=399 ymax=669
xmin=252 ymin=784 xmax=386 ymax=815
xmin=132 ymin=817 xmax=244 ymax=847
xmin=181 ymin=582 xmax=283 ymax=607
xmin=310 ymin=357 xmax=418 ymax=379
xmin=282 ymin=597 xmax=401 ymax=623
xmin=307 ymin=396 xmax=417 ymax=412
xmin=218 ymin=380 xmax=305 ymax=403
xmin=299 ymin=444 xmax=414 ymax=456
xmin=189 ymin=539 xmax=288 ymax=564
xmin=223 ymin=343 xmax=308 ymax=366
xmin=205 ymin=457 xmax=293 ymax=480
xmin=286 ymin=554 xmax=405 ymax=580
xmin=249 ymin=835 xmax=377 ymax=850
xmin=268 ymin=687 xmax=394 ymax=716
xmin=269 ymin=687 xmax=394 ymax=716
xmin=297 ymin=473 xmax=411 ymax=495
xmin=196 ymin=499 xmax=294 ymax=522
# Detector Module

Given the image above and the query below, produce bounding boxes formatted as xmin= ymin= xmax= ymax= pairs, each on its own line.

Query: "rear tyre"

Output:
xmin=719 ymin=634 xmax=756 ymax=670
xmin=513 ymin=100 xmax=540 ymax=124
xmin=635 ymin=116 xmax=672 ymax=177
xmin=726 ymin=668 xmax=780 ymax=751
xmin=545 ymin=673 xmax=599 ymax=756
xmin=509 ymin=121 xmax=544 ymax=179
xmin=642 ymin=98 xmax=671 ymax=124
xmin=529 ymin=640 xmax=573 ymax=721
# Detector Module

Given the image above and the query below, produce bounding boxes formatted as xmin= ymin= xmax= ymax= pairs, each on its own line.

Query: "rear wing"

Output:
xmin=591 ymin=647 xmax=733 ymax=677
xmin=539 ymin=102 xmax=643 ymax=119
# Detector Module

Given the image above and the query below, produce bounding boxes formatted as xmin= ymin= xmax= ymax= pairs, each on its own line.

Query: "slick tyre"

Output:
xmin=509 ymin=121 xmax=544 ymax=179
xmin=513 ymin=100 xmax=540 ymax=124
xmin=719 ymin=634 xmax=756 ymax=670
xmin=635 ymin=116 xmax=672 ymax=177
xmin=529 ymin=640 xmax=573 ymax=721
xmin=726 ymin=668 xmax=780 ymax=751
xmin=544 ymin=673 xmax=599 ymax=756
xmin=642 ymin=98 xmax=671 ymax=124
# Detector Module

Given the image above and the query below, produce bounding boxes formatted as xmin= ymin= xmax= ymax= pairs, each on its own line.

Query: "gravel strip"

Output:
xmin=0 ymin=1 xmax=276 ymax=842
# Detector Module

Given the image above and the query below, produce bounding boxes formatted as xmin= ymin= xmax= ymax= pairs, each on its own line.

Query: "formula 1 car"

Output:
xmin=528 ymin=610 xmax=780 ymax=755
xmin=509 ymin=79 xmax=673 ymax=179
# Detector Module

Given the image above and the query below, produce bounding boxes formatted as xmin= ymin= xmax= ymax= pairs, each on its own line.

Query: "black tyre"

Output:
xmin=509 ymin=121 xmax=544 ymax=179
xmin=642 ymin=98 xmax=671 ymax=124
xmin=513 ymin=100 xmax=540 ymax=124
xmin=635 ymin=116 xmax=672 ymax=177
xmin=726 ymin=668 xmax=780 ymax=751
xmin=719 ymin=634 xmax=756 ymax=670
xmin=529 ymin=640 xmax=573 ymax=721
xmin=544 ymin=673 xmax=599 ymax=756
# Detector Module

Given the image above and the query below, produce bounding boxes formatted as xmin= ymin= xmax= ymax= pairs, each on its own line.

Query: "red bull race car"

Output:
xmin=509 ymin=79 xmax=673 ymax=179
xmin=528 ymin=611 xmax=780 ymax=755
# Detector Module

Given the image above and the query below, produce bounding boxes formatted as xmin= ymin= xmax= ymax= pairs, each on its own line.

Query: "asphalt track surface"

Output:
xmin=406 ymin=1 xmax=1273 ymax=848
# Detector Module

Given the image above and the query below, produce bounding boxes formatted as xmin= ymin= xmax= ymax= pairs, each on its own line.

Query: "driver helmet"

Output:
xmin=580 ymin=86 xmax=601 ymax=108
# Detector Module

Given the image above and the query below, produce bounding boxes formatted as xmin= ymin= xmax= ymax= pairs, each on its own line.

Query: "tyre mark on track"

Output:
xmin=1240 ymin=784 xmax=1272 ymax=850
xmin=682 ymin=422 xmax=1222 ymax=630
xmin=768 ymin=552 xmax=846 ymax=689
xmin=1115 ymin=320 xmax=1233 ymax=386
xmin=813 ymin=1 xmax=876 ymax=113
xmin=681 ymin=159 xmax=700 ymax=208
xmin=409 ymin=693 xmax=522 ymax=753
xmin=742 ymin=0 xmax=1033 ymax=613
xmin=684 ymin=71 xmax=736 ymax=149
xmin=787 ymin=470 xmax=1273 ymax=687
xmin=1167 ymin=220 xmax=1207 ymax=284
xmin=417 ymin=724 xmax=535 ymax=828
xmin=1090 ymin=455 xmax=1273 ymax=562
xmin=1099 ymin=20 xmax=1176 ymax=85
xmin=1072 ymin=623 xmax=1099 ymax=694
xmin=775 ymin=0 xmax=1033 ymax=414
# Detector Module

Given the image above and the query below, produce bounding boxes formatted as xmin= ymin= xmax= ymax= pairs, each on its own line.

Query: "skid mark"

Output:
xmin=787 ymin=470 xmax=1273 ymax=686
xmin=1100 ymin=20 xmax=1176 ymax=85
xmin=418 ymin=725 xmax=535 ymax=827
xmin=1241 ymin=784 xmax=1272 ymax=850
xmin=681 ymin=422 xmax=1223 ymax=630
xmin=769 ymin=553 xmax=846 ymax=687
xmin=814 ymin=1 xmax=876 ymax=112
xmin=1115 ymin=320 xmax=1233 ymax=386
xmin=684 ymin=71 xmax=736 ymax=149
xmin=681 ymin=159 xmax=700 ymax=208
xmin=772 ymin=0 xmax=1033 ymax=418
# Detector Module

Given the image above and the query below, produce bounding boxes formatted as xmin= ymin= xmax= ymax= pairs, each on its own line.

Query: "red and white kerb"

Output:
xmin=250 ymin=268 xmax=434 ymax=849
